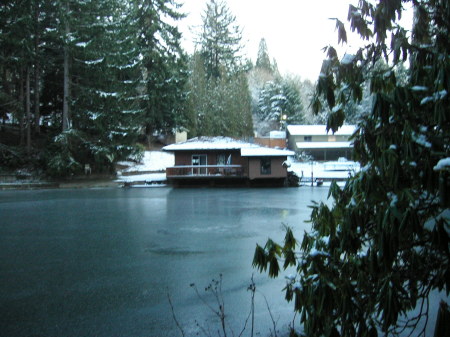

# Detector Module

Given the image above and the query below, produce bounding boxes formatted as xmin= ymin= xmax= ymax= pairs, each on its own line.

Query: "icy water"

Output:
xmin=0 ymin=187 xmax=331 ymax=337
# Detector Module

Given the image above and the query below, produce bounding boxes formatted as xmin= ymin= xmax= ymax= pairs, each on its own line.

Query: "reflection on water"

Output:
xmin=0 ymin=187 xmax=330 ymax=337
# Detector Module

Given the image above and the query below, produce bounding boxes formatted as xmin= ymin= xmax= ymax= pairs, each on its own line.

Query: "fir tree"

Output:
xmin=48 ymin=0 xmax=144 ymax=173
xmin=255 ymin=38 xmax=272 ymax=72
xmin=187 ymin=0 xmax=252 ymax=138
xmin=197 ymin=0 xmax=243 ymax=79
xmin=131 ymin=0 xmax=188 ymax=145
xmin=257 ymin=79 xmax=305 ymax=131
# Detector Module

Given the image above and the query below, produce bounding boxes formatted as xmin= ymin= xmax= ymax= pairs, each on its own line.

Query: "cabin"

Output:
xmin=162 ymin=137 xmax=295 ymax=186
xmin=287 ymin=125 xmax=356 ymax=161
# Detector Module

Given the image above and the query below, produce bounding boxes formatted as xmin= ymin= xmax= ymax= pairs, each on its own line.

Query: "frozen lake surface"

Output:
xmin=0 ymin=187 xmax=331 ymax=337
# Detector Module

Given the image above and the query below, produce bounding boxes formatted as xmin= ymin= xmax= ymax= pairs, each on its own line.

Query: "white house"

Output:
xmin=287 ymin=125 xmax=356 ymax=160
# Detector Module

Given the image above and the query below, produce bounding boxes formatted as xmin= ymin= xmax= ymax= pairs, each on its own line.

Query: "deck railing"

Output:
xmin=166 ymin=165 xmax=244 ymax=178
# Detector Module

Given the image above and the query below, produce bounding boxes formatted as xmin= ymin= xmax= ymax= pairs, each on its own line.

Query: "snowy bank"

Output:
xmin=116 ymin=151 xmax=360 ymax=186
xmin=117 ymin=151 xmax=174 ymax=173
xmin=289 ymin=160 xmax=360 ymax=180
xmin=116 ymin=151 xmax=173 ymax=185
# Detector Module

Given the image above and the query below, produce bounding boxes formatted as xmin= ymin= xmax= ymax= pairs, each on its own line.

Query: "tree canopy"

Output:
xmin=254 ymin=0 xmax=449 ymax=336
xmin=257 ymin=79 xmax=305 ymax=127
xmin=255 ymin=38 xmax=272 ymax=72
xmin=186 ymin=0 xmax=253 ymax=138
xmin=0 ymin=0 xmax=188 ymax=176
xmin=197 ymin=0 xmax=243 ymax=79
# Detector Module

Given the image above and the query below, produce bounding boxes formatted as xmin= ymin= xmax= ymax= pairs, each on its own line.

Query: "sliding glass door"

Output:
xmin=192 ymin=154 xmax=207 ymax=175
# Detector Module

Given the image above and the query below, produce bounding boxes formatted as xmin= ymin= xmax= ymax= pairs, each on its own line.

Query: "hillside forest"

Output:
xmin=1 ymin=0 xmax=395 ymax=177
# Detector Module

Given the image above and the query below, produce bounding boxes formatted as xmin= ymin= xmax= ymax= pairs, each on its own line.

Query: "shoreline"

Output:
xmin=0 ymin=176 xmax=121 ymax=190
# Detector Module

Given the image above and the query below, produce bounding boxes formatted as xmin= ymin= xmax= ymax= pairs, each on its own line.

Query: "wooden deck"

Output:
xmin=166 ymin=165 xmax=245 ymax=179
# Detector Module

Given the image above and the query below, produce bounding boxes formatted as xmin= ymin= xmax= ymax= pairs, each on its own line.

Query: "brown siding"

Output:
xmin=248 ymin=157 xmax=288 ymax=180
xmin=173 ymin=150 xmax=249 ymax=176
xmin=254 ymin=138 xmax=287 ymax=148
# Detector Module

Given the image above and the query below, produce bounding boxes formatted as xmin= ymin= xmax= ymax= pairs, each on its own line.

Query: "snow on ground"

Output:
xmin=117 ymin=173 xmax=167 ymax=183
xmin=115 ymin=150 xmax=360 ymax=185
xmin=289 ymin=160 xmax=360 ymax=180
xmin=118 ymin=151 xmax=174 ymax=173
xmin=116 ymin=151 xmax=174 ymax=183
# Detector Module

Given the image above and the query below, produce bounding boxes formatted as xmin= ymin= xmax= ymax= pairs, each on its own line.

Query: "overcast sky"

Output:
xmin=178 ymin=0 xmax=413 ymax=82
xmin=178 ymin=0 xmax=362 ymax=81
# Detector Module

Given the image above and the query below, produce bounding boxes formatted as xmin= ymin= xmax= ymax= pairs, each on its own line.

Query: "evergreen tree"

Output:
xmin=0 ymin=0 xmax=38 ymax=148
xmin=1 ymin=0 xmax=192 ymax=176
xmin=186 ymin=52 xmax=210 ymax=136
xmin=257 ymin=80 xmax=284 ymax=123
xmin=257 ymin=79 xmax=305 ymax=132
xmin=131 ymin=0 xmax=188 ymax=145
xmin=255 ymin=38 xmax=272 ymax=72
xmin=197 ymin=0 xmax=243 ymax=79
xmin=281 ymin=78 xmax=305 ymax=125
xmin=186 ymin=53 xmax=253 ymax=138
xmin=254 ymin=1 xmax=449 ymax=336
xmin=187 ymin=0 xmax=252 ymax=138
xmin=47 ymin=0 xmax=144 ymax=174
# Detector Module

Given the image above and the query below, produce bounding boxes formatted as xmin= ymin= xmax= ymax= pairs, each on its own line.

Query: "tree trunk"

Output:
xmin=19 ymin=68 xmax=25 ymax=146
xmin=62 ymin=3 xmax=70 ymax=131
xmin=63 ymin=45 xmax=70 ymax=131
xmin=2 ymin=68 xmax=11 ymax=126
xmin=26 ymin=67 xmax=31 ymax=153
xmin=34 ymin=61 xmax=41 ymax=133
xmin=34 ymin=2 xmax=41 ymax=133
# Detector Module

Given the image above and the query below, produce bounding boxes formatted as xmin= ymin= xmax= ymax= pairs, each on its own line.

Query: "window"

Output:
xmin=260 ymin=158 xmax=271 ymax=175
xmin=304 ymin=136 xmax=312 ymax=142
xmin=217 ymin=154 xmax=232 ymax=165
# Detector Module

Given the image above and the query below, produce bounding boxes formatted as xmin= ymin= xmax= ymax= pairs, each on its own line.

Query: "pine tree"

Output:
xmin=131 ymin=0 xmax=188 ymax=145
xmin=0 ymin=0 xmax=37 ymax=148
xmin=281 ymin=79 xmax=305 ymax=125
xmin=186 ymin=52 xmax=209 ymax=136
xmin=197 ymin=0 xmax=243 ymax=79
xmin=253 ymin=0 xmax=449 ymax=336
xmin=1 ymin=0 xmax=191 ymax=175
xmin=257 ymin=79 xmax=305 ymax=131
xmin=187 ymin=0 xmax=252 ymax=138
xmin=255 ymin=38 xmax=272 ymax=72
xmin=46 ymin=0 xmax=144 ymax=174
xmin=257 ymin=81 xmax=284 ymax=123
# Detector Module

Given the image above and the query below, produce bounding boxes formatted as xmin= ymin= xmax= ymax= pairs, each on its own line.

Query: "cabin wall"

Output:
xmin=173 ymin=150 xmax=249 ymax=176
xmin=248 ymin=157 xmax=288 ymax=180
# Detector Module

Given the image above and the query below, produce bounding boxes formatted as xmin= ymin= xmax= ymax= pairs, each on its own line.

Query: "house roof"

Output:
xmin=269 ymin=131 xmax=286 ymax=139
xmin=287 ymin=125 xmax=356 ymax=136
xmin=162 ymin=137 xmax=258 ymax=151
xmin=163 ymin=136 xmax=294 ymax=157
xmin=296 ymin=141 xmax=353 ymax=149
xmin=241 ymin=147 xmax=295 ymax=157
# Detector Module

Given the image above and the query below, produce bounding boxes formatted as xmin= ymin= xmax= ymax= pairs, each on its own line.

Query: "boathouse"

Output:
xmin=162 ymin=137 xmax=295 ymax=186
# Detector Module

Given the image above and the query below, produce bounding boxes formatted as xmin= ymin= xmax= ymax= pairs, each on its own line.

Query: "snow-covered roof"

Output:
xmin=162 ymin=137 xmax=258 ymax=151
xmin=287 ymin=125 xmax=356 ymax=136
xmin=163 ymin=136 xmax=293 ymax=157
xmin=241 ymin=147 xmax=295 ymax=157
xmin=296 ymin=141 xmax=353 ymax=149
xmin=269 ymin=131 xmax=286 ymax=139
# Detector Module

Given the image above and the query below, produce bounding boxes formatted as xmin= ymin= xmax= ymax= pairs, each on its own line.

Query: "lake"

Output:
xmin=0 ymin=186 xmax=331 ymax=337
